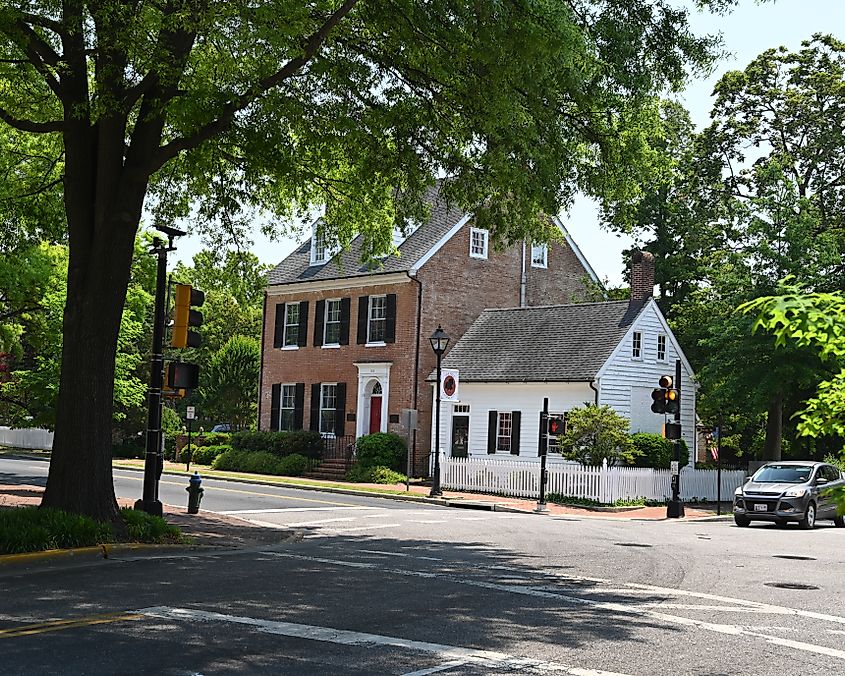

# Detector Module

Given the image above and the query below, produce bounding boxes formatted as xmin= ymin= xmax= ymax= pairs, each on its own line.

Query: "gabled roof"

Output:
xmin=267 ymin=186 xmax=467 ymax=286
xmin=436 ymin=300 xmax=647 ymax=382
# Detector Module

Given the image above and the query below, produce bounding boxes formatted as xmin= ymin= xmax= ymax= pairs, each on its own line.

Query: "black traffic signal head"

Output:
xmin=171 ymin=283 xmax=205 ymax=348
xmin=547 ymin=415 xmax=565 ymax=437
xmin=658 ymin=374 xmax=673 ymax=389
xmin=650 ymin=388 xmax=666 ymax=414
xmin=664 ymin=387 xmax=680 ymax=414
xmin=165 ymin=361 xmax=200 ymax=390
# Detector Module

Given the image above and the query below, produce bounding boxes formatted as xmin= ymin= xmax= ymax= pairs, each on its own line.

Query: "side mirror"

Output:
xmin=816 ymin=477 xmax=829 ymax=486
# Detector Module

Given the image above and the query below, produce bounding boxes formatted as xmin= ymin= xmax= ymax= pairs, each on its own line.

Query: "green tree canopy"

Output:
xmin=559 ymin=404 xmax=638 ymax=467
xmin=198 ymin=335 xmax=260 ymax=430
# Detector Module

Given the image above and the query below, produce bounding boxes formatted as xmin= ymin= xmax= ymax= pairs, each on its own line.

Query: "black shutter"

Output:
xmin=310 ymin=383 xmax=321 ymax=432
xmin=273 ymin=303 xmax=285 ymax=348
xmin=313 ymin=300 xmax=325 ymax=346
xmin=294 ymin=383 xmax=305 ymax=430
xmin=339 ymin=298 xmax=351 ymax=345
xmin=270 ymin=384 xmax=281 ymax=431
xmin=510 ymin=411 xmax=521 ymax=455
xmin=487 ymin=411 xmax=498 ymax=454
xmin=334 ymin=382 xmax=347 ymax=436
xmin=357 ymin=296 xmax=369 ymax=344
xmin=297 ymin=301 xmax=309 ymax=347
xmin=385 ymin=293 xmax=397 ymax=343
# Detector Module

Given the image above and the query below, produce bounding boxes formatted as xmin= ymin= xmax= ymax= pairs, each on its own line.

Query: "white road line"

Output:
xmin=401 ymin=660 xmax=468 ymax=675
xmin=287 ymin=518 xmax=358 ymax=526
xmin=325 ymin=523 xmax=402 ymax=532
xmin=357 ymin=549 xmax=410 ymax=558
xmin=265 ymin=552 xmax=845 ymax=662
xmin=411 ymin=520 xmax=448 ymax=524
xmin=219 ymin=507 xmax=377 ymax=515
xmin=138 ymin=606 xmax=632 ymax=676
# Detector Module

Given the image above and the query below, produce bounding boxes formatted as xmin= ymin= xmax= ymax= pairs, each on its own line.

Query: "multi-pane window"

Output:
xmin=324 ymin=299 xmax=341 ymax=345
xmin=657 ymin=334 xmax=667 ymax=361
xmin=320 ymin=383 xmax=337 ymax=435
xmin=284 ymin=303 xmax=300 ymax=347
xmin=310 ymin=229 xmax=329 ymax=265
xmin=632 ymin=331 xmax=642 ymax=359
xmin=280 ymin=384 xmax=296 ymax=431
xmin=496 ymin=412 xmax=512 ymax=453
xmin=368 ymin=295 xmax=387 ymax=343
xmin=470 ymin=227 xmax=489 ymax=259
xmin=454 ymin=404 xmax=470 ymax=414
xmin=531 ymin=243 xmax=548 ymax=268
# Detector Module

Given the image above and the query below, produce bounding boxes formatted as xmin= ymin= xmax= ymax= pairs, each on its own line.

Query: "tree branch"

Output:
xmin=151 ymin=0 xmax=360 ymax=172
xmin=0 ymin=305 xmax=43 ymax=321
xmin=0 ymin=106 xmax=63 ymax=133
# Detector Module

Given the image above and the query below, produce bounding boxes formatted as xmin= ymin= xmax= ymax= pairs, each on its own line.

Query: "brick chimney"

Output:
xmin=630 ymin=250 xmax=655 ymax=304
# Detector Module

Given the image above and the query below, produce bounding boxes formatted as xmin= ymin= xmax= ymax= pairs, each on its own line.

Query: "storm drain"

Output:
xmin=772 ymin=555 xmax=816 ymax=561
xmin=614 ymin=542 xmax=653 ymax=548
xmin=764 ymin=582 xmax=820 ymax=590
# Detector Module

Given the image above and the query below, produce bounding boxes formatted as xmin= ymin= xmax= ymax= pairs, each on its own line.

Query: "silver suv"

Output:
xmin=733 ymin=461 xmax=845 ymax=529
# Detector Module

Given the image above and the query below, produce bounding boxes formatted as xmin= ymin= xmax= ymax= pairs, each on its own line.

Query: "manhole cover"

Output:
xmin=614 ymin=542 xmax=653 ymax=548
xmin=764 ymin=582 xmax=820 ymax=590
xmin=772 ymin=555 xmax=816 ymax=561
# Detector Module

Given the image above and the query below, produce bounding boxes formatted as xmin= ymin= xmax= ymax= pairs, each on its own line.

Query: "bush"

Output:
xmin=119 ymin=508 xmax=181 ymax=543
xmin=559 ymin=405 xmax=637 ymax=466
xmin=630 ymin=433 xmax=689 ymax=470
xmin=188 ymin=444 xmax=231 ymax=466
xmin=211 ymin=449 xmax=286 ymax=475
xmin=193 ymin=432 xmax=231 ymax=447
xmin=355 ymin=433 xmax=406 ymax=470
xmin=0 ymin=507 xmax=113 ymax=554
xmin=112 ymin=440 xmax=145 ymax=459
xmin=211 ymin=449 xmax=246 ymax=471
xmin=345 ymin=464 xmax=407 ymax=484
xmin=230 ymin=430 xmax=322 ymax=459
xmin=277 ymin=453 xmax=310 ymax=476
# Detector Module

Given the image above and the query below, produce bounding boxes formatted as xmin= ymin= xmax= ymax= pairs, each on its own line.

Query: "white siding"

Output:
xmin=431 ymin=382 xmax=594 ymax=459
xmin=596 ymin=300 xmax=696 ymax=461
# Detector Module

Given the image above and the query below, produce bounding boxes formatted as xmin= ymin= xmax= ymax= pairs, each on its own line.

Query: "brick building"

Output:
xmin=259 ymin=188 xmax=599 ymax=474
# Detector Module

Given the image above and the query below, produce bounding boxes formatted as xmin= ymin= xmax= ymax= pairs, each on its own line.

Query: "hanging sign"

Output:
xmin=441 ymin=369 xmax=459 ymax=401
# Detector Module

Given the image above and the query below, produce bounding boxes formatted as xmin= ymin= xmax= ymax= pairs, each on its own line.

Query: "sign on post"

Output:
xmin=186 ymin=406 xmax=196 ymax=420
xmin=441 ymin=369 xmax=459 ymax=401
xmin=670 ymin=460 xmax=679 ymax=475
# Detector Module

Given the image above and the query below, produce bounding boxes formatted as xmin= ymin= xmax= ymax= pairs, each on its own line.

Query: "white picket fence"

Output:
xmin=0 ymin=426 xmax=54 ymax=450
xmin=440 ymin=455 xmax=745 ymax=503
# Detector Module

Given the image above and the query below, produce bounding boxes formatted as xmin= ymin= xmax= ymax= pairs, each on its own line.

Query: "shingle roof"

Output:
xmin=435 ymin=301 xmax=647 ymax=382
xmin=267 ymin=186 xmax=467 ymax=286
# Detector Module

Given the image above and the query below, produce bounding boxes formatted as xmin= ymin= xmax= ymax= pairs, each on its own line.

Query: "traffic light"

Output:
xmin=547 ymin=415 xmax=565 ymax=437
xmin=171 ymin=283 xmax=205 ymax=348
xmin=658 ymin=374 xmax=673 ymax=389
xmin=165 ymin=361 xmax=200 ymax=390
xmin=664 ymin=387 xmax=679 ymax=415
xmin=651 ymin=375 xmax=680 ymax=415
xmin=650 ymin=388 xmax=666 ymax=414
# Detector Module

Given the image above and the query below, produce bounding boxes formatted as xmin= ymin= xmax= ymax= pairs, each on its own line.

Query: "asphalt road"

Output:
xmin=2 ymin=455 xmax=845 ymax=675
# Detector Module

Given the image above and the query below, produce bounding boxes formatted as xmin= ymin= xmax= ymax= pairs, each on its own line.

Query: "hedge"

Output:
xmin=211 ymin=450 xmax=311 ymax=477
xmin=355 ymin=433 xmax=406 ymax=470
xmin=345 ymin=464 xmax=407 ymax=484
xmin=630 ymin=433 xmax=689 ymax=470
xmin=187 ymin=444 xmax=231 ymax=466
xmin=229 ymin=430 xmax=323 ymax=459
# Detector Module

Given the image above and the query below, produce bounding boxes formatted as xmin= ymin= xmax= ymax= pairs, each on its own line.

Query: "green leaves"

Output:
xmin=558 ymin=404 xmax=639 ymax=467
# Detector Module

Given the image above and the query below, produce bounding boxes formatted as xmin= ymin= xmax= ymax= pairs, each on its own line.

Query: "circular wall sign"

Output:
xmin=443 ymin=375 xmax=457 ymax=397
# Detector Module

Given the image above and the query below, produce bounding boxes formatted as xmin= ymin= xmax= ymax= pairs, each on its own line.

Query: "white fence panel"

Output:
xmin=0 ymin=426 xmax=54 ymax=450
xmin=440 ymin=455 xmax=747 ymax=503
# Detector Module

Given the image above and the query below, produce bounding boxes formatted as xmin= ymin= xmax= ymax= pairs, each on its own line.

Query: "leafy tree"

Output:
xmin=558 ymin=404 xmax=638 ymax=467
xmin=0 ymin=0 xmax=728 ymax=519
xmin=198 ymin=336 xmax=260 ymax=430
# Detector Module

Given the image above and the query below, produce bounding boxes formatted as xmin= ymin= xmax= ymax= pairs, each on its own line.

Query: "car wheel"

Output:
xmin=834 ymin=515 xmax=845 ymax=528
xmin=734 ymin=514 xmax=750 ymax=527
xmin=798 ymin=502 xmax=816 ymax=530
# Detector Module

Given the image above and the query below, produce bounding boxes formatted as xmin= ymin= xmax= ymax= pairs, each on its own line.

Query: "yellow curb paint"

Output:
xmin=0 ymin=543 xmax=178 ymax=567
xmin=0 ymin=612 xmax=143 ymax=638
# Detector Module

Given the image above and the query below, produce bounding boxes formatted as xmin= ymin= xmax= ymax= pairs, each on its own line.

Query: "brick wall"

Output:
xmin=525 ymin=240 xmax=593 ymax=306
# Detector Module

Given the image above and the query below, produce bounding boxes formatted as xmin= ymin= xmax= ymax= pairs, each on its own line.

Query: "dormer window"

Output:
xmin=392 ymin=219 xmax=421 ymax=249
xmin=531 ymin=242 xmax=548 ymax=268
xmin=309 ymin=223 xmax=338 ymax=266
xmin=470 ymin=227 xmax=488 ymax=259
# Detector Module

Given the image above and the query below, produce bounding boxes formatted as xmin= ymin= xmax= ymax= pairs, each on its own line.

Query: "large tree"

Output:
xmin=0 ymin=0 xmax=728 ymax=519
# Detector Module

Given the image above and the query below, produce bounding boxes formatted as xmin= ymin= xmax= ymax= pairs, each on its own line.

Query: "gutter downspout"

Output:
xmin=520 ymin=240 xmax=527 ymax=307
xmin=257 ymin=290 xmax=269 ymax=429
xmin=589 ymin=379 xmax=599 ymax=405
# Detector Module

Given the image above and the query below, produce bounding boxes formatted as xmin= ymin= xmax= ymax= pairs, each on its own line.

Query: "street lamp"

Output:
xmin=429 ymin=325 xmax=450 ymax=497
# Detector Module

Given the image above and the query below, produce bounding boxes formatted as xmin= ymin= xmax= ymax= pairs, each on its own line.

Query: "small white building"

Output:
xmin=430 ymin=252 xmax=696 ymax=465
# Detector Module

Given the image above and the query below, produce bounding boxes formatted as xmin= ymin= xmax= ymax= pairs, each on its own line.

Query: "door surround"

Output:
xmin=354 ymin=362 xmax=392 ymax=438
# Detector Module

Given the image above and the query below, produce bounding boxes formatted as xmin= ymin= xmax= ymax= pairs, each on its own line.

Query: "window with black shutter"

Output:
xmin=313 ymin=300 xmax=325 ymax=346
xmin=270 ymin=384 xmax=281 ymax=431
xmin=310 ymin=383 xmax=320 ymax=431
xmin=357 ymin=296 xmax=369 ymax=344
xmin=293 ymin=383 xmax=305 ymax=430
xmin=334 ymin=382 xmax=347 ymax=436
xmin=487 ymin=411 xmax=497 ymax=454
xmin=384 ymin=293 xmax=397 ymax=343
xmin=297 ymin=301 xmax=309 ymax=347
xmin=510 ymin=411 xmax=521 ymax=455
xmin=339 ymin=297 xmax=351 ymax=345
xmin=273 ymin=303 xmax=285 ymax=348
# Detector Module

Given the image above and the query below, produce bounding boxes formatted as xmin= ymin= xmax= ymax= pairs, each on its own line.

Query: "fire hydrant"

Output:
xmin=186 ymin=472 xmax=203 ymax=514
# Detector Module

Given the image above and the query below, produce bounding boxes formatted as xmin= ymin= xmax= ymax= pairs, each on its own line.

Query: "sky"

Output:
xmin=172 ymin=0 xmax=845 ymax=287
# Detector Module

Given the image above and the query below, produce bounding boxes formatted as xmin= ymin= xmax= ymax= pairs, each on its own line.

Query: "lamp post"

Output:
xmin=429 ymin=325 xmax=450 ymax=497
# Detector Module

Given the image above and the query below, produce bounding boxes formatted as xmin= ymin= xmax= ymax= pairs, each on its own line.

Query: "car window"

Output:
xmin=753 ymin=465 xmax=814 ymax=483
xmin=822 ymin=466 xmax=840 ymax=482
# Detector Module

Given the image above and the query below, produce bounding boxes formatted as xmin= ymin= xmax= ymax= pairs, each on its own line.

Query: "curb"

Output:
xmin=0 ymin=542 xmax=202 ymax=570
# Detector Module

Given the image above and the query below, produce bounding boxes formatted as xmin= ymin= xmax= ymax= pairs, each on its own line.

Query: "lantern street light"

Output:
xmin=429 ymin=325 xmax=450 ymax=497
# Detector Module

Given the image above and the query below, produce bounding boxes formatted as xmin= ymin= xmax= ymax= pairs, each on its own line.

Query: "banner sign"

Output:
xmin=441 ymin=369 xmax=459 ymax=401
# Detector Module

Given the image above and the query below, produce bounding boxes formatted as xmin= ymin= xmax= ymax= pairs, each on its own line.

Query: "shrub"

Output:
xmin=345 ymin=464 xmax=407 ymax=484
xmin=277 ymin=453 xmax=310 ymax=476
xmin=0 ymin=507 xmax=112 ymax=554
xmin=188 ymin=444 xmax=231 ymax=466
xmin=194 ymin=432 xmax=231 ymax=447
xmin=112 ymin=441 xmax=145 ymax=459
xmin=211 ymin=449 xmax=246 ymax=471
xmin=230 ymin=430 xmax=322 ymax=459
xmin=630 ymin=433 xmax=689 ymax=470
xmin=559 ymin=405 xmax=638 ymax=466
xmin=211 ymin=449 xmax=284 ymax=475
xmin=119 ymin=508 xmax=181 ymax=543
xmin=355 ymin=433 xmax=406 ymax=470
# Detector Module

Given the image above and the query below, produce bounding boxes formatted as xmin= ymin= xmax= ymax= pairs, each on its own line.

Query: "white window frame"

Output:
xmin=632 ymin=331 xmax=642 ymax=360
xmin=280 ymin=384 xmax=296 ymax=431
xmin=496 ymin=412 xmax=512 ymax=453
xmin=310 ymin=230 xmax=328 ymax=266
xmin=367 ymin=295 xmax=387 ymax=344
xmin=657 ymin=333 xmax=667 ymax=362
xmin=283 ymin=303 xmax=300 ymax=348
xmin=469 ymin=227 xmax=489 ymax=259
xmin=320 ymin=383 xmax=337 ymax=436
xmin=323 ymin=298 xmax=342 ymax=346
xmin=531 ymin=242 xmax=548 ymax=268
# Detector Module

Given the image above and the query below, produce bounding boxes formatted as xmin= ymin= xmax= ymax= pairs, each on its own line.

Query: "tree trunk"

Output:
xmin=762 ymin=392 xmax=783 ymax=461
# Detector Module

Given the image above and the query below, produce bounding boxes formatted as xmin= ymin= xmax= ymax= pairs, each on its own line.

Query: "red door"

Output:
xmin=369 ymin=396 xmax=382 ymax=433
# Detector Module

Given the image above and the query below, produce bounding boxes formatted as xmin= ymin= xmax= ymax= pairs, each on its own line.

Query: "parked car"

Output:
xmin=210 ymin=423 xmax=232 ymax=433
xmin=733 ymin=461 xmax=845 ymax=529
